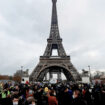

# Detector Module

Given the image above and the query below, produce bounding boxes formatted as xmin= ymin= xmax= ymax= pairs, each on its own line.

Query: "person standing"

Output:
xmin=47 ymin=89 xmax=58 ymax=105
xmin=72 ymin=90 xmax=87 ymax=105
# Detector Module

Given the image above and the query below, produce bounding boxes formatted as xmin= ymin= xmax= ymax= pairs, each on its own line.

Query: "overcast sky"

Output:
xmin=0 ymin=0 xmax=105 ymax=75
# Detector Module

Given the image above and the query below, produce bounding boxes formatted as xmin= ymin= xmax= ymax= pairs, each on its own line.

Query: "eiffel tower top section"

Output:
xmin=42 ymin=0 xmax=67 ymax=58
xmin=41 ymin=0 xmax=67 ymax=58
xmin=49 ymin=0 xmax=61 ymax=40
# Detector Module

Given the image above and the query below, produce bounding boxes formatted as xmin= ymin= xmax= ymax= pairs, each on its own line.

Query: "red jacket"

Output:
xmin=48 ymin=96 xmax=58 ymax=105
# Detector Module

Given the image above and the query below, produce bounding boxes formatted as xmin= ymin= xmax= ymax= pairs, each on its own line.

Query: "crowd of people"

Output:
xmin=0 ymin=81 xmax=105 ymax=105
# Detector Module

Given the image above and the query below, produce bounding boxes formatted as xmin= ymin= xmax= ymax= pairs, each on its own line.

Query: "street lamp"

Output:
xmin=88 ymin=65 xmax=91 ymax=83
xmin=21 ymin=66 xmax=23 ymax=70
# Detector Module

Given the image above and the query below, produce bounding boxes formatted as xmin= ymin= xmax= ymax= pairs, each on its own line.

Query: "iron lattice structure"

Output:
xmin=30 ymin=0 xmax=81 ymax=82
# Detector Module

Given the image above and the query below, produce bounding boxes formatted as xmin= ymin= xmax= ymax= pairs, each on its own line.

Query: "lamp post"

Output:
xmin=88 ymin=65 xmax=91 ymax=84
xmin=21 ymin=66 xmax=23 ymax=77
xmin=21 ymin=66 xmax=23 ymax=70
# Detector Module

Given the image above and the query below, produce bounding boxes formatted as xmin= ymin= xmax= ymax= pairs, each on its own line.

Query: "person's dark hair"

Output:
xmin=63 ymin=86 xmax=68 ymax=91
xmin=50 ymin=90 xmax=55 ymax=96
xmin=12 ymin=94 xmax=19 ymax=99
xmin=74 ymin=90 xmax=81 ymax=98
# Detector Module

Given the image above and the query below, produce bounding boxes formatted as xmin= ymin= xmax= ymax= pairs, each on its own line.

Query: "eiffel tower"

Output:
xmin=30 ymin=0 xmax=81 ymax=82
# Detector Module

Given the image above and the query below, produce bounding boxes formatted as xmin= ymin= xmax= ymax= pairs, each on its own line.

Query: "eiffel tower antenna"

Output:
xmin=51 ymin=0 xmax=58 ymax=25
